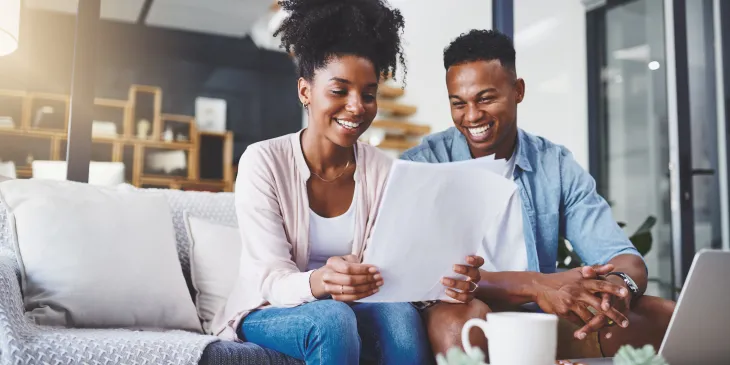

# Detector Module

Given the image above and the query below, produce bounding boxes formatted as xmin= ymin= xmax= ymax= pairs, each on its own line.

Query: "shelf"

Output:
xmin=375 ymin=138 xmax=419 ymax=151
xmin=0 ymin=127 xmax=62 ymax=137
xmin=378 ymin=100 xmax=417 ymax=117
xmin=0 ymin=128 xmax=194 ymax=150
xmin=130 ymin=85 xmax=162 ymax=94
xmin=378 ymin=84 xmax=405 ymax=99
xmin=139 ymin=175 xmax=230 ymax=192
xmin=134 ymin=138 xmax=195 ymax=150
xmin=28 ymin=92 xmax=69 ymax=101
xmin=26 ymin=94 xmax=70 ymax=131
xmin=16 ymin=166 xmax=32 ymax=179
xmin=140 ymin=175 xmax=187 ymax=183
xmin=371 ymin=120 xmax=430 ymax=136
xmin=0 ymin=85 xmax=233 ymax=192
xmin=161 ymin=113 xmax=195 ymax=122
xmin=94 ymin=98 xmax=128 ymax=108
xmin=161 ymin=114 xmax=197 ymax=145
xmin=199 ymin=130 xmax=230 ymax=137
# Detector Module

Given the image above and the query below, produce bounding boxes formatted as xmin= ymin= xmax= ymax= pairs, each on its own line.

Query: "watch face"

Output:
xmin=626 ymin=278 xmax=638 ymax=291
xmin=620 ymin=273 xmax=638 ymax=292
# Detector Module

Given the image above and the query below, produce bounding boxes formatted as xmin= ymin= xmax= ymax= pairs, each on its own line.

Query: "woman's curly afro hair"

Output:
xmin=274 ymin=0 xmax=406 ymax=83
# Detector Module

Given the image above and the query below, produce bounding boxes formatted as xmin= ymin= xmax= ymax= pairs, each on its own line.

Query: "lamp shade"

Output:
xmin=0 ymin=0 xmax=20 ymax=57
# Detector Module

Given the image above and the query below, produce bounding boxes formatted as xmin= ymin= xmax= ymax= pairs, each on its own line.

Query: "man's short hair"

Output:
xmin=443 ymin=29 xmax=516 ymax=74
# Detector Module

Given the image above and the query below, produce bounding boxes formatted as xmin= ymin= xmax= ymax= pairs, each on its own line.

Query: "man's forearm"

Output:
xmin=475 ymin=269 xmax=542 ymax=306
xmin=607 ymin=253 xmax=648 ymax=296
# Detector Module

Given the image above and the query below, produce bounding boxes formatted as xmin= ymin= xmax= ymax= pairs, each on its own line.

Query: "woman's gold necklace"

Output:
xmin=310 ymin=160 xmax=351 ymax=183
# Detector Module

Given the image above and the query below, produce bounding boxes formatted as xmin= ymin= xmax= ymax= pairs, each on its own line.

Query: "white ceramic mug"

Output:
xmin=461 ymin=312 xmax=558 ymax=365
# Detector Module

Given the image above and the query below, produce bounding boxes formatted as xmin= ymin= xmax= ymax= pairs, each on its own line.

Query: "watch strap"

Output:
xmin=605 ymin=271 xmax=639 ymax=296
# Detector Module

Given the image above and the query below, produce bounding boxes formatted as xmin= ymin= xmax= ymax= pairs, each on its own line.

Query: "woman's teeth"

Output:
xmin=336 ymin=119 xmax=360 ymax=129
xmin=468 ymin=125 xmax=490 ymax=136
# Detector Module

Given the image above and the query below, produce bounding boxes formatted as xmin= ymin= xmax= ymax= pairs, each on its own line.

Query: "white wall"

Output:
xmin=252 ymin=0 xmax=591 ymax=169
xmin=389 ymin=0 xmax=492 ymax=135
xmin=390 ymin=0 xmax=589 ymax=168
xmin=514 ymin=0 xmax=589 ymax=169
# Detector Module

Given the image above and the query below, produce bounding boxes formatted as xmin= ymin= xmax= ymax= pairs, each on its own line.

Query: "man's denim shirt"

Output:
xmin=400 ymin=127 xmax=642 ymax=273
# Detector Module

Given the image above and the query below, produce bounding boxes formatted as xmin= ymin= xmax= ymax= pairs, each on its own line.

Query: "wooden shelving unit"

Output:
xmin=377 ymin=138 xmax=419 ymax=151
xmin=0 ymin=86 xmax=234 ymax=192
xmin=371 ymin=119 xmax=431 ymax=136
xmin=378 ymin=99 xmax=418 ymax=117
xmin=364 ymin=82 xmax=430 ymax=154
xmin=378 ymin=84 xmax=405 ymax=99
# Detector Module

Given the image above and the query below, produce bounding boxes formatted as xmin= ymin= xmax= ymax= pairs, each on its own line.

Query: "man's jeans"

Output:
xmin=240 ymin=300 xmax=432 ymax=365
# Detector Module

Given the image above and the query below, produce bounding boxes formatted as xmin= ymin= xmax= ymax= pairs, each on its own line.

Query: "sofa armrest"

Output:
xmin=0 ymin=250 xmax=25 ymax=363
xmin=0 ymin=250 xmax=218 ymax=365
xmin=0 ymin=249 xmax=23 ymax=323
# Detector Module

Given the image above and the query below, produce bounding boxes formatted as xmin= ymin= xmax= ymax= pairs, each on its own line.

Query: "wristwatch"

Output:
xmin=605 ymin=272 xmax=639 ymax=298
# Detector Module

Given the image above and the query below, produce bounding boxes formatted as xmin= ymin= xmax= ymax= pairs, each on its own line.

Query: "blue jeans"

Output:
xmin=240 ymin=300 xmax=432 ymax=365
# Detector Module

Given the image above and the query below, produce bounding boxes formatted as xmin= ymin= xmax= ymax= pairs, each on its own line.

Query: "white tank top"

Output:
xmin=306 ymin=193 xmax=357 ymax=270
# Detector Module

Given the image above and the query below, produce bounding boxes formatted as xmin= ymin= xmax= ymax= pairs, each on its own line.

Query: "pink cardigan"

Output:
xmin=212 ymin=130 xmax=393 ymax=340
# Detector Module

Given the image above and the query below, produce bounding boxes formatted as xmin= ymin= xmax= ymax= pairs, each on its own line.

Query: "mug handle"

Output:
xmin=461 ymin=318 xmax=489 ymax=358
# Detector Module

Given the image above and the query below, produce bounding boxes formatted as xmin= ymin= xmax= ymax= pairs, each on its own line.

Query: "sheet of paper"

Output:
xmin=359 ymin=159 xmax=518 ymax=303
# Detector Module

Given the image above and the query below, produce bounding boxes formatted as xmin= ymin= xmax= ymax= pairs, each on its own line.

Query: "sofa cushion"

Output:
xmin=0 ymin=179 xmax=202 ymax=332
xmin=117 ymin=185 xmax=236 ymax=280
xmin=200 ymin=340 xmax=303 ymax=365
xmin=185 ymin=214 xmax=241 ymax=334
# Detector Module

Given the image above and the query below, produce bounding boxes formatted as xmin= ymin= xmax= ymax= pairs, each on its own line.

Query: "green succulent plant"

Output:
xmin=613 ymin=344 xmax=668 ymax=365
xmin=435 ymin=347 xmax=486 ymax=365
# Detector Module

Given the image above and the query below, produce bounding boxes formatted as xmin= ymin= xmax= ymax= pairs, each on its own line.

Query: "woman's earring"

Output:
xmin=302 ymin=101 xmax=309 ymax=110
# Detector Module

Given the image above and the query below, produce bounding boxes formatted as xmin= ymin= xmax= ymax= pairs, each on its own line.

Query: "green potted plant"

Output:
xmin=435 ymin=347 xmax=486 ymax=365
xmin=557 ymin=216 xmax=656 ymax=269
xmin=435 ymin=344 xmax=669 ymax=365
xmin=613 ymin=344 xmax=669 ymax=365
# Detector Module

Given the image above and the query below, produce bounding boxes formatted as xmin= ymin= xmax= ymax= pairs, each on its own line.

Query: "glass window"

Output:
xmin=597 ymin=0 xmax=674 ymax=298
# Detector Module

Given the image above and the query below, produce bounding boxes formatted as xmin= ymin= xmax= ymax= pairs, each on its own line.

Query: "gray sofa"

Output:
xmin=0 ymin=184 xmax=302 ymax=365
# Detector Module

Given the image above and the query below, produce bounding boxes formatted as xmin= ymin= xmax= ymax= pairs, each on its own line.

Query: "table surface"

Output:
xmin=569 ymin=358 xmax=613 ymax=365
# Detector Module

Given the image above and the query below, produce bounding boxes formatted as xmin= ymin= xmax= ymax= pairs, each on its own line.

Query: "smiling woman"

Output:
xmin=213 ymin=1 xmax=432 ymax=365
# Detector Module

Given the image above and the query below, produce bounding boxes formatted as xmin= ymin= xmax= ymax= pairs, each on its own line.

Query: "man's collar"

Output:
xmin=449 ymin=127 xmax=473 ymax=162
xmin=514 ymin=128 xmax=533 ymax=172
xmin=449 ymin=126 xmax=533 ymax=172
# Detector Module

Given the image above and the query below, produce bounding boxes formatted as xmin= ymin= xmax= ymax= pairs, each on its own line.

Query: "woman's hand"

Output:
xmin=310 ymin=255 xmax=383 ymax=302
xmin=441 ymin=255 xmax=485 ymax=303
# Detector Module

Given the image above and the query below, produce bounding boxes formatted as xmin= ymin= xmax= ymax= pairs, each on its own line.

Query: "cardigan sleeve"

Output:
xmin=234 ymin=144 xmax=317 ymax=307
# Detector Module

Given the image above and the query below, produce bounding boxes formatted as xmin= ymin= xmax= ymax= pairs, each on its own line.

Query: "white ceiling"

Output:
xmin=25 ymin=0 xmax=273 ymax=38
xmin=26 ymin=0 xmax=147 ymax=23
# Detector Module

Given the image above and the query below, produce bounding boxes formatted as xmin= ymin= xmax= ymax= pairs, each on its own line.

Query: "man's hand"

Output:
xmin=310 ymin=255 xmax=383 ymax=302
xmin=441 ymin=255 xmax=484 ymax=303
xmin=533 ymin=264 xmax=630 ymax=339
xmin=575 ymin=266 xmax=632 ymax=338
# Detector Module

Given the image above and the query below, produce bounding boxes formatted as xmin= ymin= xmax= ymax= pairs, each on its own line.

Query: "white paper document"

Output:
xmin=359 ymin=159 xmax=518 ymax=303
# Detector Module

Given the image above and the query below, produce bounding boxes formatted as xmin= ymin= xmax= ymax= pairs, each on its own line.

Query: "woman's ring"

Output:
xmin=468 ymin=281 xmax=479 ymax=293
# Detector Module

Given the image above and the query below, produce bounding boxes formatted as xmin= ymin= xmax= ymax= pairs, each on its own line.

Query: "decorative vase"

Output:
xmin=137 ymin=119 xmax=151 ymax=139
xmin=163 ymin=127 xmax=174 ymax=142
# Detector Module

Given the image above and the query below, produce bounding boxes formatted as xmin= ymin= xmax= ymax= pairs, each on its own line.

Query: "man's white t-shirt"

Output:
xmin=474 ymin=152 xmax=528 ymax=272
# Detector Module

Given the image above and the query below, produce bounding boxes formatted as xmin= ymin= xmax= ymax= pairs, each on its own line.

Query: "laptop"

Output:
xmin=659 ymin=249 xmax=730 ymax=364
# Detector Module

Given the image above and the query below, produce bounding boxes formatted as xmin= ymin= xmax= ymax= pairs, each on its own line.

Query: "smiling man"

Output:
xmin=401 ymin=29 xmax=675 ymax=359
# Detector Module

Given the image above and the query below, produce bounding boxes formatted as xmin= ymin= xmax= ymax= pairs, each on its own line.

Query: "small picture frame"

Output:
xmin=195 ymin=97 xmax=227 ymax=133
